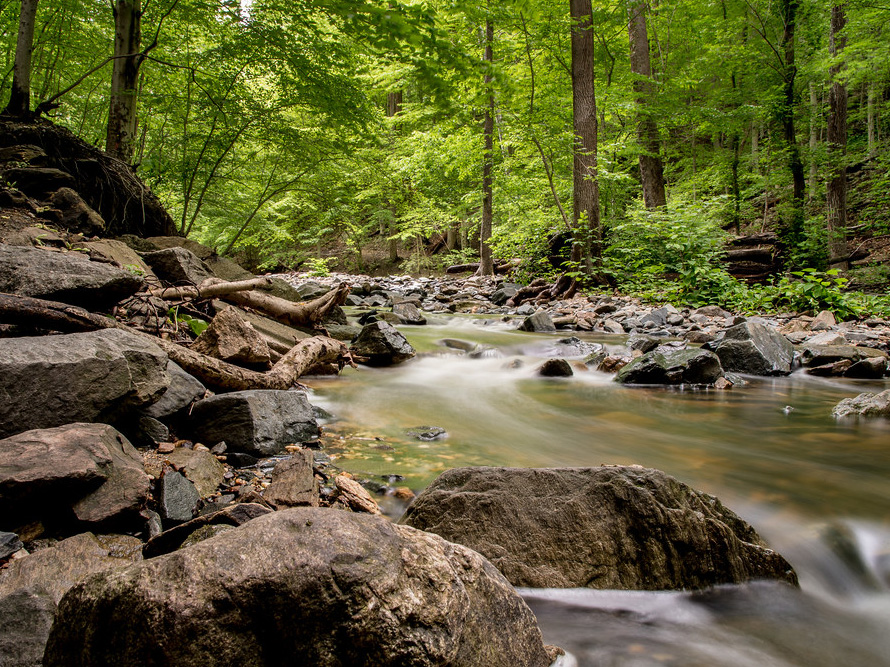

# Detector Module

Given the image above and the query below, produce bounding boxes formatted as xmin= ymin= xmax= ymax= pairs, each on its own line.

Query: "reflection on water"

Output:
xmin=308 ymin=317 xmax=890 ymax=665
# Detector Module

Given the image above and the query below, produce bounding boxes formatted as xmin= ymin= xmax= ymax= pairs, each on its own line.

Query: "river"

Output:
xmin=308 ymin=316 xmax=890 ymax=666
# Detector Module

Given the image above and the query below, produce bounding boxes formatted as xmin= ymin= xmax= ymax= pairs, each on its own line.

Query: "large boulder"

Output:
xmin=0 ymin=423 xmax=151 ymax=531
xmin=47 ymin=187 xmax=105 ymax=235
xmin=0 ymin=244 xmax=143 ymax=308
xmin=142 ymin=246 xmax=213 ymax=286
xmin=191 ymin=306 xmax=271 ymax=366
xmin=140 ymin=362 xmax=206 ymax=421
xmin=0 ymin=532 xmax=142 ymax=667
xmin=0 ymin=329 xmax=169 ymax=439
xmin=350 ymin=321 xmax=416 ymax=366
xmin=518 ymin=311 xmax=557 ymax=333
xmin=832 ymin=389 xmax=890 ymax=418
xmin=711 ymin=320 xmax=794 ymax=376
xmin=44 ymin=508 xmax=551 ymax=667
xmin=188 ymin=390 xmax=318 ymax=456
xmin=400 ymin=466 xmax=798 ymax=591
xmin=615 ymin=348 xmax=724 ymax=385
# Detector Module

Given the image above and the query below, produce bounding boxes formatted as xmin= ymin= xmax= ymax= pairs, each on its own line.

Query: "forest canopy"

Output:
xmin=2 ymin=0 xmax=889 ymax=315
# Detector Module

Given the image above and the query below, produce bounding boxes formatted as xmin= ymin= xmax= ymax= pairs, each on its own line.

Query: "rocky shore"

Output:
xmin=1 ymin=230 xmax=888 ymax=664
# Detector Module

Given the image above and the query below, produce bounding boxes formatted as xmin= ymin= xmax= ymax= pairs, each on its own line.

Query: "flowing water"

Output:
xmin=308 ymin=316 xmax=890 ymax=666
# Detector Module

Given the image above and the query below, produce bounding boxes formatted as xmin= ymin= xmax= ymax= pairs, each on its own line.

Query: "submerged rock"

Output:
xmin=518 ymin=311 xmax=556 ymax=333
xmin=615 ymin=348 xmax=723 ymax=385
xmin=538 ymin=358 xmax=574 ymax=377
xmin=711 ymin=320 xmax=794 ymax=376
xmin=44 ymin=509 xmax=551 ymax=667
xmin=832 ymin=390 xmax=890 ymax=418
xmin=401 ymin=465 xmax=798 ymax=591
xmin=350 ymin=321 xmax=416 ymax=366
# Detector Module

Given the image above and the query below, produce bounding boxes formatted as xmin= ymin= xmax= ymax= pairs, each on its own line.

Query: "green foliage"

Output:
xmin=305 ymin=257 xmax=336 ymax=277
xmin=167 ymin=308 xmax=209 ymax=337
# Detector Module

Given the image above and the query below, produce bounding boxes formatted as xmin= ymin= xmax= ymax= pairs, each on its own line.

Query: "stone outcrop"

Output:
xmin=0 ymin=424 xmax=150 ymax=531
xmin=400 ymin=466 xmax=798 ymax=591
xmin=615 ymin=348 xmax=724 ymax=385
xmin=349 ymin=321 xmax=416 ymax=366
xmin=0 ymin=329 xmax=169 ymax=439
xmin=0 ymin=243 xmax=143 ymax=309
xmin=188 ymin=390 xmax=318 ymax=456
xmin=832 ymin=389 xmax=890 ymax=418
xmin=44 ymin=509 xmax=551 ymax=667
xmin=711 ymin=320 xmax=794 ymax=376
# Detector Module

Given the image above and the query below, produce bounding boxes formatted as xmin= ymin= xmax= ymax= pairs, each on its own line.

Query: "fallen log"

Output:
xmin=145 ymin=277 xmax=274 ymax=301
xmin=218 ymin=281 xmax=350 ymax=329
xmin=506 ymin=278 xmax=549 ymax=308
xmin=0 ymin=293 xmax=349 ymax=391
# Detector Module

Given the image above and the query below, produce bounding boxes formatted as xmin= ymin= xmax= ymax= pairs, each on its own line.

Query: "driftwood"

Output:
xmin=218 ymin=281 xmax=350 ymax=329
xmin=506 ymin=278 xmax=549 ymax=308
xmin=445 ymin=260 xmax=519 ymax=275
xmin=145 ymin=277 xmax=275 ymax=301
xmin=0 ymin=293 xmax=350 ymax=390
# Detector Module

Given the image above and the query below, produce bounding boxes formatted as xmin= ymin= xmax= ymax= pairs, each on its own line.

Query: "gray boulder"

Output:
xmin=0 ymin=329 xmax=169 ymax=439
xmin=44 ymin=508 xmax=551 ymax=667
xmin=165 ymin=447 xmax=225 ymax=498
xmin=48 ymin=187 xmax=105 ymax=235
xmin=192 ymin=306 xmax=270 ymax=366
xmin=188 ymin=390 xmax=318 ymax=456
xmin=140 ymin=362 xmax=206 ymax=420
xmin=392 ymin=301 xmax=427 ymax=325
xmin=400 ymin=466 xmax=797 ymax=591
xmin=0 ymin=423 xmax=150 ymax=531
xmin=0 ymin=244 xmax=143 ymax=309
xmin=142 ymin=246 xmax=213 ymax=286
xmin=518 ymin=311 xmax=556 ymax=332
xmin=263 ymin=450 xmax=318 ymax=509
xmin=350 ymin=321 xmax=416 ymax=366
xmin=0 ymin=532 xmax=142 ymax=667
xmin=832 ymin=390 xmax=890 ymax=418
xmin=799 ymin=344 xmax=888 ymax=368
xmin=616 ymin=348 xmax=724 ymax=385
xmin=711 ymin=320 xmax=794 ymax=375
xmin=158 ymin=471 xmax=200 ymax=525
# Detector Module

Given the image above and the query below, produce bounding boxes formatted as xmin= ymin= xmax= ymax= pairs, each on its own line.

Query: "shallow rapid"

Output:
xmin=309 ymin=316 xmax=890 ymax=666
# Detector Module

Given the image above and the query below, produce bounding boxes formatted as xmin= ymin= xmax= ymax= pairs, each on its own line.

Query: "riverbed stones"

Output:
xmin=158 ymin=471 xmax=200 ymax=525
xmin=0 ymin=423 xmax=150 ymax=531
xmin=263 ymin=450 xmax=318 ymax=509
xmin=0 ymin=532 xmax=23 ymax=559
xmin=188 ymin=389 xmax=319 ymax=456
xmin=0 ymin=588 xmax=56 ymax=667
xmin=0 ymin=243 xmax=143 ymax=308
xmin=44 ymin=508 xmax=552 ymax=667
xmin=518 ymin=310 xmax=557 ymax=332
xmin=616 ymin=348 xmax=724 ymax=385
xmin=165 ymin=447 xmax=225 ymax=498
xmin=832 ymin=389 xmax=890 ymax=418
xmin=0 ymin=329 xmax=170 ymax=439
xmin=711 ymin=320 xmax=794 ymax=376
xmin=140 ymin=362 xmax=206 ymax=420
xmin=392 ymin=300 xmax=427 ymax=325
xmin=143 ymin=503 xmax=273 ymax=558
xmin=350 ymin=321 xmax=416 ymax=366
xmin=538 ymin=358 xmax=574 ymax=377
xmin=401 ymin=465 xmax=798 ymax=591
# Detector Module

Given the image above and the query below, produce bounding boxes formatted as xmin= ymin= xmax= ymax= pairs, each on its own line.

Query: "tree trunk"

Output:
xmin=3 ymin=0 xmax=39 ymax=118
xmin=106 ymin=0 xmax=142 ymax=164
xmin=779 ymin=0 xmax=805 ymax=242
xmin=571 ymin=0 xmax=602 ymax=269
xmin=385 ymin=90 xmax=403 ymax=262
xmin=386 ymin=90 xmax=403 ymax=118
xmin=809 ymin=81 xmax=818 ymax=201
xmin=627 ymin=0 xmax=666 ymax=209
xmin=867 ymin=82 xmax=876 ymax=158
xmin=478 ymin=19 xmax=495 ymax=277
xmin=826 ymin=2 xmax=848 ymax=269
xmin=220 ymin=282 xmax=350 ymax=329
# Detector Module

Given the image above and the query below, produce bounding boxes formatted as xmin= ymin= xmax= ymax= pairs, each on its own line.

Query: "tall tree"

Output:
xmin=826 ymin=1 xmax=848 ymax=268
xmin=779 ymin=0 xmax=806 ymax=229
xmin=478 ymin=18 xmax=495 ymax=276
xmin=627 ymin=0 xmax=666 ymax=209
xmin=570 ymin=0 xmax=601 ymax=269
xmin=106 ymin=0 xmax=142 ymax=163
xmin=3 ymin=0 xmax=40 ymax=117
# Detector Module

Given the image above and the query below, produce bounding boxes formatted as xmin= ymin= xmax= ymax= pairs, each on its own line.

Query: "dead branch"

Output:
xmin=145 ymin=276 xmax=274 ymax=301
xmin=219 ymin=281 xmax=350 ymax=329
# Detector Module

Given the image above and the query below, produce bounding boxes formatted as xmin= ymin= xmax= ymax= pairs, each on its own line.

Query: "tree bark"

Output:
xmin=3 ymin=0 xmax=39 ymax=118
xmin=107 ymin=0 xmax=142 ymax=163
xmin=627 ymin=0 xmax=666 ymax=209
xmin=144 ymin=277 xmax=275 ymax=301
xmin=779 ymin=0 xmax=805 ymax=238
xmin=571 ymin=0 xmax=602 ymax=271
xmin=826 ymin=2 xmax=848 ymax=269
xmin=0 ymin=293 xmax=349 ymax=391
xmin=219 ymin=282 xmax=350 ymax=329
xmin=867 ymin=82 xmax=876 ymax=158
xmin=478 ymin=19 xmax=495 ymax=277
xmin=809 ymin=81 xmax=818 ymax=201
